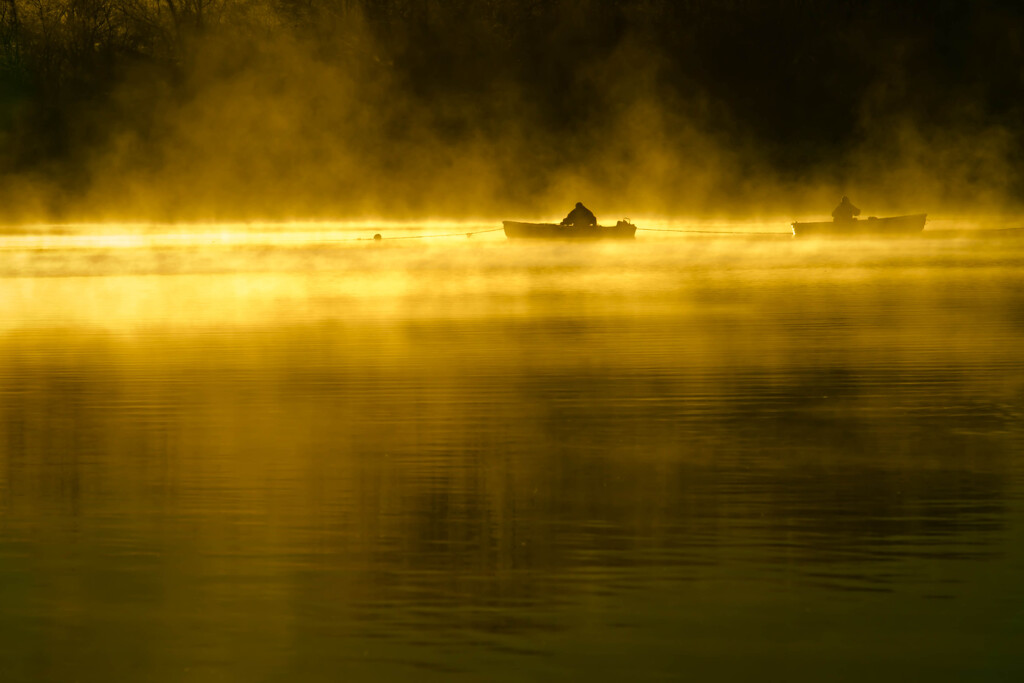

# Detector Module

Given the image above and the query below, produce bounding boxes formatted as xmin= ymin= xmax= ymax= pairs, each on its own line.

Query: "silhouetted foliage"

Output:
xmin=1 ymin=0 xmax=1023 ymax=214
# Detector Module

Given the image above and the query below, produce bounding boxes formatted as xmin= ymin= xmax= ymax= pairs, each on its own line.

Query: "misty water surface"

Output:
xmin=1 ymin=223 xmax=1023 ymax=681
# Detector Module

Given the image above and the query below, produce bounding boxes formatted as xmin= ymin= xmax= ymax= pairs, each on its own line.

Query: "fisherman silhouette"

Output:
xmin=561 ymin=202 xmax=597 ymax=227
xmin=832 ymin=196 xmax=861 ymax=222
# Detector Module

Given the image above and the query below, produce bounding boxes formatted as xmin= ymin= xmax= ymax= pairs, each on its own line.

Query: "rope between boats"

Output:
xmin=636 ymin=227 xmax=791 ymax=235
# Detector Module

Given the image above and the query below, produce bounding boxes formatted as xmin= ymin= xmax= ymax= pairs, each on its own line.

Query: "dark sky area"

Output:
xmin=1 ymin=0 xmax=1022 ymax=220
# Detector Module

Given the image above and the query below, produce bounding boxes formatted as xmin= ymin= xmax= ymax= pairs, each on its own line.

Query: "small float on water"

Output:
xmin=503 ymin=220 xmax=637 ymax=240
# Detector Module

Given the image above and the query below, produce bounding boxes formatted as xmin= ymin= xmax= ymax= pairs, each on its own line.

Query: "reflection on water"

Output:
xmin=1 ymin=224 xmax=1023 ymax=681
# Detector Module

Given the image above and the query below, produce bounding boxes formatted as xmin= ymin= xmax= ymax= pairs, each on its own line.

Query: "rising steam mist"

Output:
xmin=1 ymin=1 xmax=1021 ymax=225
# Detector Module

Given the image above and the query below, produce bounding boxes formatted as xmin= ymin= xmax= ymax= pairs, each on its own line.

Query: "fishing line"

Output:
xmin=636 ymin=227 xmax=791 ymax=236
xmin=353 ymin=227 xmax=506 ymax=241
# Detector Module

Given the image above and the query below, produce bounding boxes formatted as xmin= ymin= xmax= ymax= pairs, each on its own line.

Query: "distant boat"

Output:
xmin=503 ymin=220 xmax=637 ymax=240
xmin=791 ymin=214 xmax=927 ymax=237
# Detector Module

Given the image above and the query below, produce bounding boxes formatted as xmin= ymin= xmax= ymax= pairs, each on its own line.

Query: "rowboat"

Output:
xmin=791 ymin=214 xmax=927 ymax=237
xmin=503 ymin=220 xmax=637 ymax=239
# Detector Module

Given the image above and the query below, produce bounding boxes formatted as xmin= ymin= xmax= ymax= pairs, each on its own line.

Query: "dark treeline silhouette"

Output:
xmin=1 ymin=0 xmax=1023 ymax=218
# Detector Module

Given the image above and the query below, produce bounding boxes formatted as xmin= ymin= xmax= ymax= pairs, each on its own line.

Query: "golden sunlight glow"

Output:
xmin=2 ymin=3 xmax=1024 ymax=680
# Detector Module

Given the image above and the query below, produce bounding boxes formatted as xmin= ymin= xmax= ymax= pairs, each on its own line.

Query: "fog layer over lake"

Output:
xmin=1 ymin=223 xmax=1023 ymax=681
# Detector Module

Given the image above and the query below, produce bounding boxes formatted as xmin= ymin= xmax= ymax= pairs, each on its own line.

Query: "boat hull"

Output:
xmin=792 ymin=214 xmax=926 ymax=237
xmin=503 ymin=221 xmax=636 ymax=239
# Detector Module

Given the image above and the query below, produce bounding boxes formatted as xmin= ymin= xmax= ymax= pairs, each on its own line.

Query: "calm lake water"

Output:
xmin=2 ymin=222 xmax=1023 ymax=681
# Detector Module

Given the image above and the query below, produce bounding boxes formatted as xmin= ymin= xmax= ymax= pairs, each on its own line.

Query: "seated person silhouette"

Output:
xmin=561 ymin=202 xmax=597 ymax=228
xmin=832 ymin=196 xmax=861 ymax=222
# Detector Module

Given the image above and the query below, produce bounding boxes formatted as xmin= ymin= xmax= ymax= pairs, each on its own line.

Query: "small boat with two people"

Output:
xmin=504 ymin=202 xmax=637 ymax=239
xmin=792 ymin=196 xmax=926 ymax=237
